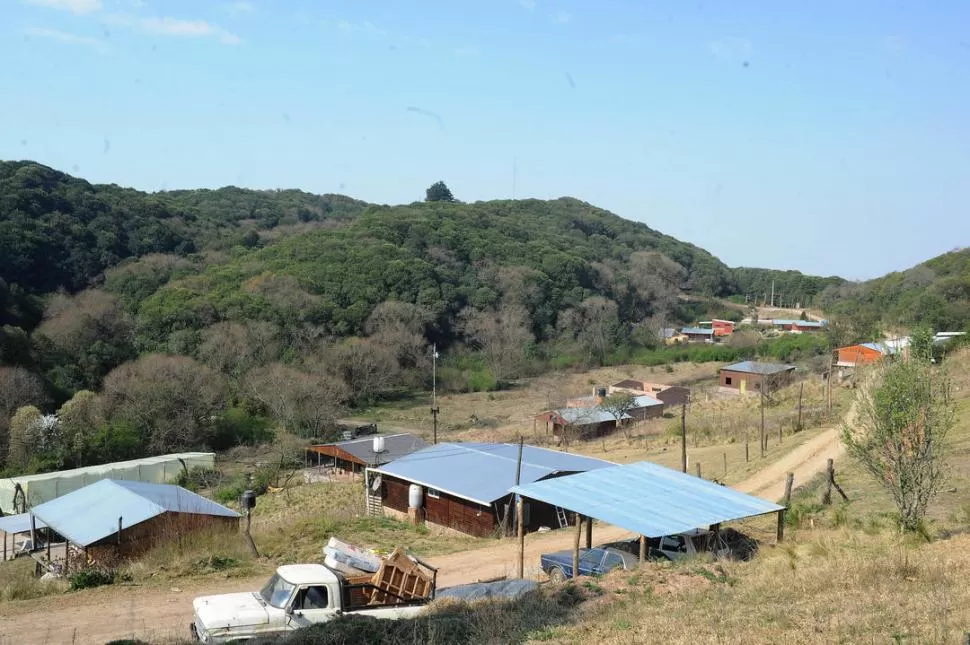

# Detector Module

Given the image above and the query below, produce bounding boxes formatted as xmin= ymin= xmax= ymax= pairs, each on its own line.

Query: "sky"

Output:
xmin=1 ymin=0 xmax=969 ymax=280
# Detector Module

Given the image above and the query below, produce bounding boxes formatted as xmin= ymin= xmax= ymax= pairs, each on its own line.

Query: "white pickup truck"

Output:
xmin=191 ymin=563 xmax=433 ymax=643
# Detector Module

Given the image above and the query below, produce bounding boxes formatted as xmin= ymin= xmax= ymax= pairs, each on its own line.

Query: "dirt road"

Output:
xmin=734 ymin=426 xmax=844 ymax=501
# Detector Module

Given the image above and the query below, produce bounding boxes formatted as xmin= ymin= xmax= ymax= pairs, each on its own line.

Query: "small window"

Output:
xmin=725 ymin=377 xmax=732 ymax=385
xmin=427 ymin=488 xmax=441 ymax=499
xmin=294 ymin=585 xmax=329 ymax=610
xmin=604 ymin=553 xmax=624 ymax=569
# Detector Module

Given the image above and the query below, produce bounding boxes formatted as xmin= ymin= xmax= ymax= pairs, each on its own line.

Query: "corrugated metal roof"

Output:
xmin=631 ymin=395 xmax=663 ymax=408
xmin=32 ymin=479 xmax=239 ymax=547
xmin=370 ymin=443 xmax=615 ymax=506
xmin=861 ymin=342 xmax=887 ymax=353
xmin=312 ymin=433 xmax=429 ymax=466
xmin=681 ymin=327 xmax=714 ymax=335
xmin=553 ymin=408 xmax=628 ymax=425
xmin=721 ymin=361 xmax=795 ymax=375
xmin=510 ymin=461 xmax=783 ymax=538
xmin=0 ymin=512 xmax=45 ymax=534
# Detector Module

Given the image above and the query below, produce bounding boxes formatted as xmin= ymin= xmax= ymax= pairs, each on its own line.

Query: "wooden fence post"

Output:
xmin=797 ymin=382 xmax=804 ymax=431
xmin=722 ymin=452 xmax=727 ymax=476
xmin=784 ymin=473 xmax=794 ymax=507
xmin=639 ymin=535 xmax=646 ymax=563
xmin=695 ymin=462 xmax=702 ymax=478
xmin=745 ymin=435 xmax=749 ymax=463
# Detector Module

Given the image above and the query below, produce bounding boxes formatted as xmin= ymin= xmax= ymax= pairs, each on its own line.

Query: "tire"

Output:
xmin=547 ymin=566 xmax=567 ymax=583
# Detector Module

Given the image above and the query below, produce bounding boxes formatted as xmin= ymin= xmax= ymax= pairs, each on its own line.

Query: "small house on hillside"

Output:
xmin=306 ymin=434 xmax=428 ymax=474
xmin=28 ymin=480 xmax=239 ymax=568
xmin=836 ymin=343 xmax=885 ymax=368
xmin=366 ymin=443 xmax=613 ymax=537
xmin=681 ymin=327 xmax=715 ymax=343
xmin=719 ymin=361 xmax=796 ymax=393
xmin=664 ymin=328 xmax=688 ymax=344
xmin=535 ymin=407 xmax=630 ymax=440
xmin=609 ymin=380 xmax=691 ymax=408
xmin=711 ymin=319 xmax=736 ymax=337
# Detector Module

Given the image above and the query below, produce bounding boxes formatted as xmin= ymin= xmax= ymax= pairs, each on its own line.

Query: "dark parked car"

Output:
xmin=601 ymin=528 xmax=730 ymax=562
xmin=539 ymin=547 xmax=639 ymax=582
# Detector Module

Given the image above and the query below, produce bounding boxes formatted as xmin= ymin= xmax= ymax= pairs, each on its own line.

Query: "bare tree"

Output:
xmin=101 ymin=354 xmax=228 ymax=453
xmin=58 ymin=390 xmax=104 ymax=466
xmin=365 ymin=301 xmax=431 ymax=382
xmin=324 ymin=341 xmax=398 ymax=405
xmin=197 ymin=321 xmax=280 ymax=390
xmin=598 ymin=392 xmax=637 ymax=441
xmin=460 ymin=305 xmax=533 ymax=383
xmin=843 ymin=358 xmax=955 ymax=532
xmin=245 ymin=363 xmax=349 ymax=438
xmin=0 ymin=366 xmax=47 ymax=463
xmin=34 ymin=289 xmax=135 ymax=389
xmin=559 ymin=297 xmax=620 ymax=366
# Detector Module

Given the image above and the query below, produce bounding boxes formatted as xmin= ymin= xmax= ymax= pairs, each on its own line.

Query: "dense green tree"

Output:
xmin=425 ymin=181 xmax=455 ymax=203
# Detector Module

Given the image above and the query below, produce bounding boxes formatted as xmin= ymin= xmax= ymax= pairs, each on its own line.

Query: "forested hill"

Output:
xmin=819 ymin=248 xmax=970 ymax=334
xmin=136 ymin=197 xmax=737 ymax=345
xmin=0 ymin=161 xmax=368 ymax=328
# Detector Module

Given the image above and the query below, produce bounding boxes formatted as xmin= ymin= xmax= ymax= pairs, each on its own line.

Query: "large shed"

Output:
xmin=0 ymin=452 xmax=216 ymax=514
xmin=510 ymin=461 xmax=785 ymax=571
xmin=534 ymin=407 xmax=629 ymax=440
xmin=30 ymin=479 xmax=239 ymax=565
xmin=367 ymin=443 xmax=613 ymax=537
xmin=719 ymin=361 xmax=795 ymax=392
xmin=306 ymin=433 xmax=429 ymax=474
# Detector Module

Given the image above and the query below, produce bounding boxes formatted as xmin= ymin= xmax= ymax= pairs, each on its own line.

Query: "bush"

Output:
xmin=69 ymin=567 xmax=115 ymax=590
xmin=210 ymin=407 xmax=274 ymax=451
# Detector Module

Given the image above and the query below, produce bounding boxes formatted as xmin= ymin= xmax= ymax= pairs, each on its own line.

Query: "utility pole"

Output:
xmin=431 ymin=343 xmax=439 ymax=444
xmin=515 ymin=436 xmax=524 ymax=578
xmin=760 ymin=382 xmax=766 ymax=457
xmin=770 ymin=280 xmax=775 ymax=308
xmin=680 ymin=402 xmax=687 ymax=473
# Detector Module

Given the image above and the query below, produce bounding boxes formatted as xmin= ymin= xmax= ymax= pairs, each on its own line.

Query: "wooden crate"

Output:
xmin=368 ymin=547 xmax=433 ymax=605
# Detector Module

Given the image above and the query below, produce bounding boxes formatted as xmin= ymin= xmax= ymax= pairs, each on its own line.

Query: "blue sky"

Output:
xmin=1 ymin=0 xmax=968 ymax=280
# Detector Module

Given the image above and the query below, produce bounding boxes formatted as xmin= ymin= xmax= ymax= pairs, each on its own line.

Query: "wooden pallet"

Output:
xmin=367 ymin=547 xmax=433 ymax=605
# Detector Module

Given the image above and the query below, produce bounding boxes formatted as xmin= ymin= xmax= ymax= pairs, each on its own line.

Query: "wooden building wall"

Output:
xmin=381 ymin=475 xmax=496 ymax=537
xmin=837 ymin=345 xmax=882 ymax=366
xmin=86 ymin=512 xmax=239 ymax=566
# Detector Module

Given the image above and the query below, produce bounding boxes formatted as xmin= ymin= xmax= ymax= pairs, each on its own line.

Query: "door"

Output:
xmin=578 ymin=549 xmax=606 ymax=575
xmin=286 ymin=585 xmax=337 ymax=630
xmin=740 ymin=379 xmax=746 ymax=393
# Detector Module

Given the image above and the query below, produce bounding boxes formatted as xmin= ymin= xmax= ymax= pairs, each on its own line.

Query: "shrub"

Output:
xmin=69 ymin=567 xmax=115 ymax=590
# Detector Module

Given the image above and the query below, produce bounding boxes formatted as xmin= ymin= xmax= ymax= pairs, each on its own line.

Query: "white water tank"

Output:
xmin=373 ymin=436 xmax=385 ymax=453
xmin=408 ymin=484 xmax=423 ymax=509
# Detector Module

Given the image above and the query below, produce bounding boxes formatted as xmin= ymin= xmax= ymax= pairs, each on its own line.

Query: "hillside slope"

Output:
xmin=820 ymin=247 xmax=970 ymax=332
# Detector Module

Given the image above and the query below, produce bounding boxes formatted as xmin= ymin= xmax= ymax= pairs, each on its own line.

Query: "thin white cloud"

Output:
xmin=709 ymin=37 xmax=753 ymax=62
xmin=225 ymin=1 xmax=254 ymax=16
xmin=103 ymin=12 xmax=240 ymax=44
xmin=335 ymin=19 xmax=387 ymax=37
xmin=519 ymin=0 xmax=536 ymax=10
xmin=24 ymin=0 xmax=102 ymax=14
xmin=555 ymin=10 xmax=571 ymax=23
xmin=24 ymin=26 xmax=108 ymax=52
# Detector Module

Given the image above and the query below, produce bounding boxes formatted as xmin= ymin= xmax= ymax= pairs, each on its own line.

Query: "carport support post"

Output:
xmin=639 ymin=535 xmax=646 ymax=563
xmin=29 ymin=514 xmax=36 ymax=550
xmin=516 ymin=496 xmax=524 ymax=579
xmin=585 ymin=516 xmax=592 ymax=549
xmin=776 ymin=509 xmax=785 ymax=543
xmin=680 ymin=403 xmax=687 ymax=473
xmin=573 ymin=514 xmax=582 ymax=579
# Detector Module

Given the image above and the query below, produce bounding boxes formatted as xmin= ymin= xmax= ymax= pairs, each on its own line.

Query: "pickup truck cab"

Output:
xmin=191 ymin=564 xmax=429 ymax=643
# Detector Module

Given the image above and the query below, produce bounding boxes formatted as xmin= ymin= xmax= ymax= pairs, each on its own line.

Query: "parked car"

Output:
xmin=540 ymin=547 xmax=640 ymax=582
xmin=601 ymin=528 xmax=731 ymax=562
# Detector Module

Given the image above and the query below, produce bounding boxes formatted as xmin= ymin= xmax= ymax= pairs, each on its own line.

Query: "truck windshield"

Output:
xmin=259 ymin=574 xmax=296 ymax=609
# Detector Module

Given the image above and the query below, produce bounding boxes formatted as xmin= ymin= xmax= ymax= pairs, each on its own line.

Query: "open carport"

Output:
xmin=509 ymin=460 xmax=785 ymax=577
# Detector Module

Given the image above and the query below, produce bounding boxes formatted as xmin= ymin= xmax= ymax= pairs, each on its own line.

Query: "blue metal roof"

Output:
xmin=681 ymin=327 xmax=714 ymax=335
xmin=510 ymin=461 xmax=783 ymax=538
xmin=0 ymin=512 xmax=45 ymax=534
xmin=370 ymin=443 xmax=615 ymax=506
xmin=631 ymin=395 xmax=663 ymax=408
xmin=31 ymin=479 xmax=239 ymax=547
xmin=721 ymin=361 xmax=795 ymax=375
xmin=861 ymin=342 xmax=887 ymax=353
